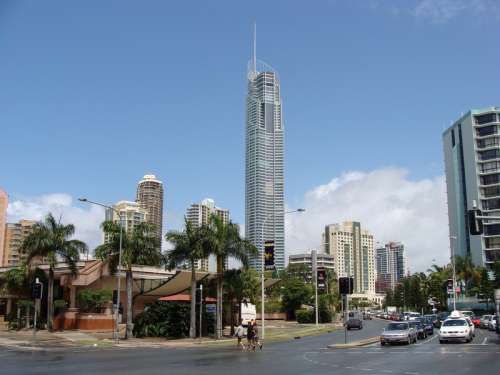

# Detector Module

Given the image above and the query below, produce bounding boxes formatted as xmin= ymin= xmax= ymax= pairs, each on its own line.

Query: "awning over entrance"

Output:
xmin=138 ymin=270 xmax=213 ymax=297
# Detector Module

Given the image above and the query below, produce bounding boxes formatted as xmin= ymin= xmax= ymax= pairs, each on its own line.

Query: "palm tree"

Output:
xmin=95 ymin=221 xmax=161 ymax=339
xmin=166 ymin=218 xmax=211 ymax=339
xmin=223 ymin=269 xmax=243 ymax=336
xmin=21 ymin=213 xmax=87 ymax=331
xmin=205 ymin=214 xmax=257 ymax=339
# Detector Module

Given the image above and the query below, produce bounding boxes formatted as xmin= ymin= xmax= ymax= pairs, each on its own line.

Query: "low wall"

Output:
xmin=256 ymin=313 xmax=286 ymax=320
xmin=54 ymin=310 xmax=115 ymax=331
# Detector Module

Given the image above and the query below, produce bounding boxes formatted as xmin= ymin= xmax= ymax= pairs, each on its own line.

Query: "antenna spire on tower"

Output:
xmin=253 ymin=23 xmax=257 ymax=73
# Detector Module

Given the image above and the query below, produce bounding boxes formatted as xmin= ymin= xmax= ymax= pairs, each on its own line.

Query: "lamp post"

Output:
xmin=450 ymin=235 xmax=458 ymax=311
xmin=261 ymin=208 xmax=304 ymax=340
xmin=79 ymin=198 xmax=124 ymax=343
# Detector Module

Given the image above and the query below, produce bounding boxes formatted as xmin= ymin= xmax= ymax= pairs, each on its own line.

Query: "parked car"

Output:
xmin=380 ymin=322 xmax=417 ymax=346
xmin=346 ymin=318 xmax=363 ymax=330
xmin=439 ymin=317 xmax=473 ymax=343
xmin=409 ymin=320 xmax=427 ymax=339
xmin=480 ymin=315 xmax=492 ymax=329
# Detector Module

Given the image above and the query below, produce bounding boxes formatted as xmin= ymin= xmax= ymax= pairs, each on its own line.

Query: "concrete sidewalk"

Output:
xmin=0 ymin=321 xmax=341 ymax=351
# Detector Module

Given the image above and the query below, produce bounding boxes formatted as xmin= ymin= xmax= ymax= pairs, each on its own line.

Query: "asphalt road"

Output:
xmin=2 ymin=320 xmax=499 ymax=375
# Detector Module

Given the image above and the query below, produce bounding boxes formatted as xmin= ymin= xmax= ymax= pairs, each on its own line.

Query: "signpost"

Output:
xmin=32 ymin=278 xmax=43 ymax=337
xmin=339 ymin=277 xmax=354 ymax=344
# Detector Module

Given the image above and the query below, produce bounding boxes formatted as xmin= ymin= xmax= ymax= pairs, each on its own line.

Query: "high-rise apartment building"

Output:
xmin=245 ymin=32 xmax=285 ymax=272
xmin=0 ymin=189 xmax=8 ymax=266
xmin=375 ymin=242 xmax=407 ymax=293
xmin=105 ymin=201 xmax=148 ymax=241
xmin=186 ymin=198 xmax=229 ymax=271
xmin=136 ymin=174 xmax=164 ymax=247
xmin=443 ymin=107 xmax=500 ymax=268
xmin=288 ymin=251 xmax=335 ymax=282
xmin=2 ymin=220 xmax=36 ymax=266
xmin=324 ymin=221 xmax=375 ymax=294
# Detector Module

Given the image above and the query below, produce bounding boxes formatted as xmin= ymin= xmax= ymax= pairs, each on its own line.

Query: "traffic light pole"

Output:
xmin=312 ymin=250 xmax=318 ymax=327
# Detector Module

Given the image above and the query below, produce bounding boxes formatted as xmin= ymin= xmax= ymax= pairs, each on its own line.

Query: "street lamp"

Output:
xmin=450 ymin=235 xmax=458 ymax=311
xmin=261 ymin=208 xmax=305 ymax=340
xmin=79 ymin=197 xmax=124 ymax=343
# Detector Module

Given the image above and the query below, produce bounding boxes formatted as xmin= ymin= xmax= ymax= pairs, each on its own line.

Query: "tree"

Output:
xmin=205 ymin=214 xmax=257 ymax=339
xmin=281 ymin=275 xmax=312 ymax=320
xmin=166 ymin=219 xmax=210 ymax=339
xmin=96 ymin=221 xmax=161 ymax=339
xmin=20 ymin=213 xmax=87 ymax=331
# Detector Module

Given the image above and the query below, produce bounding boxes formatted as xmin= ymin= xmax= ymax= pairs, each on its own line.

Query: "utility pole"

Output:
xmin=312 ymin=250 xmax=318 ymax=327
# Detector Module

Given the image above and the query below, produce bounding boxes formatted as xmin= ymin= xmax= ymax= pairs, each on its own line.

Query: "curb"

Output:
xmin=327 ymin=336 xmax=380 ymax=349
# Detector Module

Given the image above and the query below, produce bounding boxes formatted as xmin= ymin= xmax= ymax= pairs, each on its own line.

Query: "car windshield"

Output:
xmin=386 ymin=323 xmax=408 ymax=331
xmin=442 ymin=319 xmax=467 ymax=327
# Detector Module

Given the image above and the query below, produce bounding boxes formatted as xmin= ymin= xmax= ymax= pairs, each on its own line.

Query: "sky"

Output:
xmin=1 ymin=0 xmax=500 ymax=272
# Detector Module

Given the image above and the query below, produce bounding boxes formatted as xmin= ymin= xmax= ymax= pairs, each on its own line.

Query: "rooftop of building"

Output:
xmin=443 ymin=106 xmax=500 ymax=135
xmin=138 ymin=174 xmax=163 ymax=185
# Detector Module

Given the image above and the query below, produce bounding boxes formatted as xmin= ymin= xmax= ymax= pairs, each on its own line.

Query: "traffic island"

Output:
xmin=327 ymin=336 xmax=380 ymax=349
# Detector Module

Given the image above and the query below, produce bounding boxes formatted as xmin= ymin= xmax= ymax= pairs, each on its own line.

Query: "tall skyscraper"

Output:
xmin=2 ymin=220 xmax=36 ymax=266
xmin=443 ymin=107 xmax=500 ymax=268
xmin=245 ymin=29 xmax=285 ymax=271
xmin=324 ymin=221 xmax=375 ymax=294
xmin=136 ymin=174 xmax=164 ymax=247
xmin=375 ymin=242 xmax=407 ymax=293
xmin=0 ymin=188 xmax=8 ymax=266
xmin=186 ymin=198 xmax=229 ymax=271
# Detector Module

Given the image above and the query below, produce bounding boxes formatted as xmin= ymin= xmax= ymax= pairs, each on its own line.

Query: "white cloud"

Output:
xmin=7 ymin=193 xmax=104 ymax=257
xmin=285 ymin=168 xmax=449 ymax=273
xmin=412 ymin=0 xmax=498 ymax=23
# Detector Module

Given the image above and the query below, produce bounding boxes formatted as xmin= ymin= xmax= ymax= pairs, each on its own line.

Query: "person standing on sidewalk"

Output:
xmin=234 ymin=320 xmax=246 ymax=350
xmin=246 ymin=319 xmax=255 ymax=350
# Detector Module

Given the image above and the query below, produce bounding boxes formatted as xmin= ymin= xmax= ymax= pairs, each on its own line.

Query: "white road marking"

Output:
xmin=415 ymin=334 xmax=437 ymax=345
xmin=481 ymin=337 xmax=487 ymax=345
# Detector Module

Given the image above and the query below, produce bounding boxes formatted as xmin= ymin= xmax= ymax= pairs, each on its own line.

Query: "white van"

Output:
xmin=241 ymin=301 xmax=256 ymax=326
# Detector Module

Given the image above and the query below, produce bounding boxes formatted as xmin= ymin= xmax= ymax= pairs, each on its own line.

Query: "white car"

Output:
xmin=439 ymin=318 xmax=473 ymax=343
xmin=488 ymin=316 xmax=497 ymax=331
xmin=464 ymin=317 xmax=475 ymax=337
xmin=480 ymin=315 xmax=492 ymax=329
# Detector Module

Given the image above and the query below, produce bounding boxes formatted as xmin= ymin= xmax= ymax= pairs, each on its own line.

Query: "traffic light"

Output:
xmin=339 ymin=277 xmax=354 ymax=295
xmin=32 ymin=283 xmax=42 ymax=300
xmin=468 ymin=209 xmax=483 ymax=235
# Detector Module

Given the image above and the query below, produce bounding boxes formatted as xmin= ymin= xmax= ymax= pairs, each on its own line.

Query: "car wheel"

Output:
xmin=407 ymin=336 xmax=411 ymax=345
xmin=381 ymin=342 xmax=386 ymax=346
xmin=439 ymin=339 xmax=444 ymax=344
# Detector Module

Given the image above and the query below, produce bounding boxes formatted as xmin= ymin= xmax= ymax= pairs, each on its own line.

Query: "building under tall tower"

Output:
xmin=443 ymin=107 xmax=500 ymax=268
xmin=324 ymin=221 xmax=375 ymax=294
xmin=0 ymin=189 xmax=7 ymax=266
xmin=105 ymin=201 xmax=148 ymax=242
xmin=136 ymin=174 xmax=164 ymax=248
xmin=245 ymin=28 xmax=285 ymax=271
xmin=375 ymin=242 xmax=407 ymax=293
xmin=186 ymin=198 xmax=229 ymax=271
xmin=2 ymin=220 xmax=36 ymax=267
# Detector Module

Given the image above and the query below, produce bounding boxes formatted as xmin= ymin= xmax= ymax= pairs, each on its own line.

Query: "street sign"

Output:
xmin=317 ymin=268 xmax=326 ymax=292
xmin=264 ymin=240 xmax=275 ymax=270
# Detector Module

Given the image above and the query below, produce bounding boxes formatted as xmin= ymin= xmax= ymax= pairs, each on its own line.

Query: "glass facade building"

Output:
xmin=245 ymin=51 xmax=285 ymax=271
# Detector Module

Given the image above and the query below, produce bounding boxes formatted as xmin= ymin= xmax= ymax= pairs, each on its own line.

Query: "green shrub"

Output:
xmin=78 ymin=289 xmax=112 ymax=313
xmin=296 ymin=309 xmax=314 ymax=324
xmin=133 ymin=301 xmax=190 ymax=338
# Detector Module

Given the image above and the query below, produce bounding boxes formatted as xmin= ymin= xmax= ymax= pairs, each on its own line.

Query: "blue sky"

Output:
xmin=1 ymin=0 xmax=500 ymax=269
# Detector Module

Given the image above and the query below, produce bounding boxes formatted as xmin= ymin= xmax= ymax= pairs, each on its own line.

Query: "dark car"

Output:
xmin=436 ymin=312 xmax=449 ymax=328
xmin=409 ymin=320 xmax=427 ymax=339
xmin=417 ymin=317 xmax=434 ymax=335
xmin=424 ymin=314 xmax=438 ymax=328
xmin=346 ymin=318 xmax=363 ymax=330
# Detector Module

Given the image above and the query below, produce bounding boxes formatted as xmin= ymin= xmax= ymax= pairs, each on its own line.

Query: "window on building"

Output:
xmin=480 ymin=174 xmax=500 ymax=185
xmin=475 ymin=113 xmax=497 ymax=125
xmin=479 ymin=149 xmax=500 ymax=161
xmin=476 ymin=125 xmax=497 ymax=137
xmin=484 ymin=224 xmax=500 ymax=236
